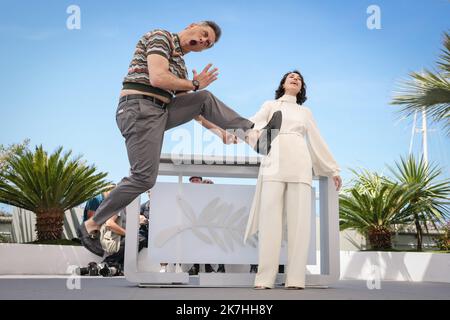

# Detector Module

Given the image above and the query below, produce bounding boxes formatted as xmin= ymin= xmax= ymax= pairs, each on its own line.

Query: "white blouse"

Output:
xmin=249 ymin=94 xmax=340 ymax=185
xmin=244 ymin=94 xmax=340 ymax=242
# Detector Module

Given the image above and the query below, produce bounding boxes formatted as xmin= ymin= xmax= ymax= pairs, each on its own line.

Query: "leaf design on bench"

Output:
xmin=176 ymin=195 xmax=196 ymax=224
xmin=154 ymin=195 xmax=251 ymax=252
xmin=154 ymin=226 xmax=183 ymax=247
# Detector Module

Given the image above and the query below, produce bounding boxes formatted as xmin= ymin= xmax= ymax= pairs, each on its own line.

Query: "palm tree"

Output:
xmin=388 ymin=155 xmax=450 ymax=251
xmin=391 ymin=32 xmax=450 ymax=134
xmin=339 ymin=169 xmax=417 ymax=250
xmin=0 ymin=145 xmax=110 ymax=241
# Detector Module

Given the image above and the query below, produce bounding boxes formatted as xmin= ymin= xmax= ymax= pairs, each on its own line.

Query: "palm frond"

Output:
xmin=387 ymin=154 xmax=450 ymax=250
xmin=339 ymin=170 xmax=415 ymax=234
xmin=391 ymin=31 xmax=450 ymax=134
xmin=391 ymin=70 xmax=450 ymax=127
xmin=437 ymin=32 xmax=450 ymax=75
xmin=0 ymin=145 xmax=110 ymax=213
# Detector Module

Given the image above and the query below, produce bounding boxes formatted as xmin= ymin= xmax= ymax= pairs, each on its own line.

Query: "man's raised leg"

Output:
xmin=77 ymin=99 xmax=168 ymax=256
xmin=165 ymin=90 xmax=282 ymax=154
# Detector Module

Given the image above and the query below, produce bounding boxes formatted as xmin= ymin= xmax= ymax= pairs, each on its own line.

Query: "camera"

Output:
xmin=98 ymin=262 xmax=122 ymax=277
xmin=98 ymin=264 xmax=117 ymax=277
xmin=75 ymin=262 xmax=123 ymax=277
xmin=75 ymin=262 xmax=100 ymax=276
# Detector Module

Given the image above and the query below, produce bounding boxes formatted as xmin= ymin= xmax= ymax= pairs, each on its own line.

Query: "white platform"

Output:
xmin=1 ymin=244 xmax=449 ymax=284
xmin=124 ymin=154 xmax=340 ymax=287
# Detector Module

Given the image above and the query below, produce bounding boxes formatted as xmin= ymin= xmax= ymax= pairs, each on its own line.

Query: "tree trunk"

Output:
xmin=368 ymin=226 xmax=392 ymax=250
xmin=35 ymin=209 xmax=65 ymax=241
xmin=414 ymin=213 xmax=423 ymax=251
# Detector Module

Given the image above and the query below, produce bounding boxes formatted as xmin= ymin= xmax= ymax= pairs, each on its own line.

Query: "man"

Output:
xmin=99 ymin=208 xmax=149 ymax=276
xmin=140 ymin=190 xmax=151 ymax=220
xmin=80 ymin=183 xmax=116 ymax=254
xmin=78 ymin=21 xmax=282 ymax=256
xmin=188 ymin=176 xmax=203 ymax=184
xmin=139 ymin=190 xmax=151 ymax=241
xmin=82 ymin=184 xmax=116 ymax=222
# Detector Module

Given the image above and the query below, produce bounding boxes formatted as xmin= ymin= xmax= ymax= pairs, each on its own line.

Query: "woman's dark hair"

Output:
xmin=275 ymin=70 xmax=307 ymax=105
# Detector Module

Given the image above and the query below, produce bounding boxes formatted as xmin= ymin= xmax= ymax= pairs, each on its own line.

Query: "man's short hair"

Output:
xmin=199 ymin=21 xmax=222 ymax=43
xmin=189 ymin=176 xmax=203 ymax=182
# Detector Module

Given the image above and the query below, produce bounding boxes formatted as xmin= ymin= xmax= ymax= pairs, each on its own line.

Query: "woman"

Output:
xmin=244 ymin=70 xmax=342 ymax=289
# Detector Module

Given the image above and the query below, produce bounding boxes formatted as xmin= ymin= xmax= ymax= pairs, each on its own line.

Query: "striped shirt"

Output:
xmin=123 ymin=29 xmax=188 ymax=98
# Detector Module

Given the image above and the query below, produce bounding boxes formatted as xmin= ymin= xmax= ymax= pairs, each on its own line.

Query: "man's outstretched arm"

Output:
xmin=194 ymin=115 xmax=238 ymax=144
xmin=148 ymin=55 xmax=219 ymax=91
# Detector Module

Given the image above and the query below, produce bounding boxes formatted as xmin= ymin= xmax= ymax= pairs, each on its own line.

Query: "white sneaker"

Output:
xmin=159 ymin=265 xmax=167 ymax=273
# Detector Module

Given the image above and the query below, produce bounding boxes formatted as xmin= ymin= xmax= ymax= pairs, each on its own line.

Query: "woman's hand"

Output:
xmin=223 ymin=131 xmax=238 ymax=144
xmin=333 ymin=175 xmax=342 ymax=191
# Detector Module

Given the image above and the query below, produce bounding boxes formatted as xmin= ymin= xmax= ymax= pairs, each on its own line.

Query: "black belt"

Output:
xmin=119 ymin=94 xmax=167 ymax=109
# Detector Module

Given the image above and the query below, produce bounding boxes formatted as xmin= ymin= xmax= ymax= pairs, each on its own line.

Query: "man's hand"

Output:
xmin=333 ymin=175 xmax=342 ymax=191
xmin=192 ymin=63 xmax=219 ymax=90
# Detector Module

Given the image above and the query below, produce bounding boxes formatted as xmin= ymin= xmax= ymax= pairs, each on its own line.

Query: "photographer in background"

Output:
xmin=77 ymin=209 xmax=148 ymax=277
xmin=100 ymin=209 xmax=149 ymax=276
xmin=83 ymin=184 xmax=116 ymax=222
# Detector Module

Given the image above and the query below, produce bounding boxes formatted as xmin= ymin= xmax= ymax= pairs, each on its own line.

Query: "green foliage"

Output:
xmin=0 ymin=234 xmax=11 ymax=243
xmin=341 ymin=155 xmax=450 ymax=250
xmin=388 ymin=155 xmax=450 ymax=250
xmin=0 ymin=139 xmax=30 ymax=176
xmin=339 ymin=169 xmax=417 ymax=249
xmin=0 ymin=145 xmax=111 ymax=240
xmin=433 ymin=222 xmax=450 ymax=251
xmin=391 ymin=32 xmax=450 ymax=134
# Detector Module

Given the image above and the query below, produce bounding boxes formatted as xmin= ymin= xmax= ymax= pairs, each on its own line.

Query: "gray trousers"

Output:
xmin=93 ymin=90 xmax=254 ymax=225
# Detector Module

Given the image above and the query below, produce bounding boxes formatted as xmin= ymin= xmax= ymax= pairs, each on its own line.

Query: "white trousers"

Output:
xmin=255 ymin=181 xmax=311 ymax=288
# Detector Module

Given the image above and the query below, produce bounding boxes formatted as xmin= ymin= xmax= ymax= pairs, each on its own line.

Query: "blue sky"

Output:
xmin=0 ymin=0 xmax=449 ymax=205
